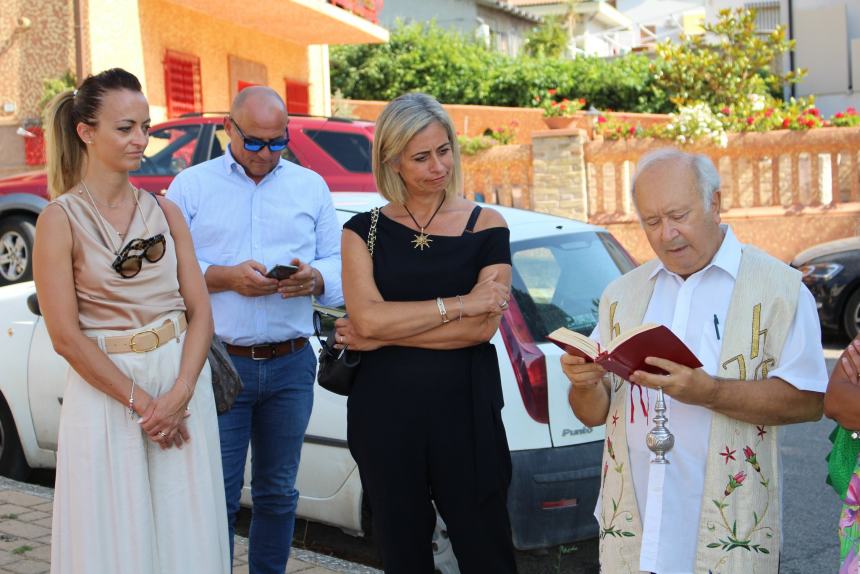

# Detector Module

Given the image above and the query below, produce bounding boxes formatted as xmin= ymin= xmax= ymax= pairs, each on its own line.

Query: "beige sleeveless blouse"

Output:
xmin=52 ymin=189 xmax=186 ymax=331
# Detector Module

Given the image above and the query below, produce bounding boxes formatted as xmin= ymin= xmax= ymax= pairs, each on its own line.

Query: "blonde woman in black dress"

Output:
xmin=336 ymin=93 xmax=518 ymax=573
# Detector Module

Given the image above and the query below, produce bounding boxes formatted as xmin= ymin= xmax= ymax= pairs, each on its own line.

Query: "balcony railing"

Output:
xmin=328 ymin=0 xmax=383 ymax=24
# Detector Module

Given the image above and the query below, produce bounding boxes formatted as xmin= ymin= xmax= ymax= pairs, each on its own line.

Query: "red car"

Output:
xmin=0 ymin=113 xmax=376 ymax=285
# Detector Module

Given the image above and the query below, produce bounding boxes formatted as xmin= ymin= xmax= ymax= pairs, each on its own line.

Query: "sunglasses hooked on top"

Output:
xmin=112 ymin=234 xmax=167 ymax=279
xmin=229 ymin=116 xmax=290 ymax=153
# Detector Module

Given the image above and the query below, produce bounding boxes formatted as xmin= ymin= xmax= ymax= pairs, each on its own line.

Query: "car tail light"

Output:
xmin=499 ymin=295 xmax=548 ymax=424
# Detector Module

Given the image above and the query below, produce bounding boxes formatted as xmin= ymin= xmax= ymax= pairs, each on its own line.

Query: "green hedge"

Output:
xmin=330 ymin=22 xmax=672 ymax=113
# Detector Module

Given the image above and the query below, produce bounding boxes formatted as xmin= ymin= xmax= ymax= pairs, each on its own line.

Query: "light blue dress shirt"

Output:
xmin=166 ymin=145 xmax=343 ymax=346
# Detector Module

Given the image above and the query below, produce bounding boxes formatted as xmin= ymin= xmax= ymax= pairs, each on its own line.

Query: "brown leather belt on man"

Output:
xmin=224 ymin=338 xmax=308 ymax=360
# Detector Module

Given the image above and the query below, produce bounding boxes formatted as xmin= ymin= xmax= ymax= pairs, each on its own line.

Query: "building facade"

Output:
xmin=709 ymin=0 xmax=860 ymax=116
xmin=378 ymin=0 xmax=540 ymax=56
xmin=0 ymin=0 xmax=388 ymax=173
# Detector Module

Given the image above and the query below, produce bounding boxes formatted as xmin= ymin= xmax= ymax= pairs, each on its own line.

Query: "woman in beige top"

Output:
xmin=33 ymin=68 xmax=229 ymax=573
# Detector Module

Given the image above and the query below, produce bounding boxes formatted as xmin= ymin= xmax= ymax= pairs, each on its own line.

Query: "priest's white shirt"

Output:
xmin=591 ymin=225 xmax=827 ymax=573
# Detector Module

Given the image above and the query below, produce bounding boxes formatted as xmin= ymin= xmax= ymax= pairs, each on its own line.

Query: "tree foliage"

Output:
xmin=653 ymin=8 xmax=804 ymax=110
xmin=524 ymin=16 xmax=568 ymax=59
xmin=330 ymin=22 xmax=670 ymax=112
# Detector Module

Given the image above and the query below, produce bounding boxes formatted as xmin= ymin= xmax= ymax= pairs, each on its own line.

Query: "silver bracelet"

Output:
xmin=456 ymin=295 xmax=464 ymax=321
xmin=127 ymin=378 xmax=136 ymax=416
xmin=436 ymin=297 xmax=451 ymax=324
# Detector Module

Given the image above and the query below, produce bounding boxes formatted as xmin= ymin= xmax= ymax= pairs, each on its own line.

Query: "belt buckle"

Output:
xmin=251 ymin=345 xmax=272 ymax=361
xmin=130 ymin=329 xmax=160 ymax=353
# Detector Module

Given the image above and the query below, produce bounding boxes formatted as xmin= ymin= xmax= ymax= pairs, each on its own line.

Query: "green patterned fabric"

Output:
xmin=828 ymin=424 xmax=860 ymax=500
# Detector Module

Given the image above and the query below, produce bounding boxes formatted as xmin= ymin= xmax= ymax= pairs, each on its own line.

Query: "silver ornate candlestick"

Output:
xmin=645 ymin=387 xmax=674 ymax=464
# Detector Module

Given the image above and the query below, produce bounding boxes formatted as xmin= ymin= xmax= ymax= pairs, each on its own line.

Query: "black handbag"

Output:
xmin=208 ymin=334 xmax=243 ymax=413
xmin=315 ymin=207 xmax=378 ymax=396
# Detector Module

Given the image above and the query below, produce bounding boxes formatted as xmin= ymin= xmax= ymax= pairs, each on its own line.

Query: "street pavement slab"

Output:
xmin=0 ymin=477 xmax=379 ymax=574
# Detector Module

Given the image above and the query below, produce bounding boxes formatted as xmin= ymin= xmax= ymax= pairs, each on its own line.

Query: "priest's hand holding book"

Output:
xmin=552 ymin=324 xmax=711 ymax=406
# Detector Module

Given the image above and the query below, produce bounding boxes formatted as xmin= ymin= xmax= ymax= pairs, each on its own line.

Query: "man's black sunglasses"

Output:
xmin=229 ymin=117 xmax=290 ymax=153
xmin=112 ymin=234 xmax=167 ymax=279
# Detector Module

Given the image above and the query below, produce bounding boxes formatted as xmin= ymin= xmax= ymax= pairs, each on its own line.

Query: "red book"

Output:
xmin=547 ymin=323 xmax=702 ymax=381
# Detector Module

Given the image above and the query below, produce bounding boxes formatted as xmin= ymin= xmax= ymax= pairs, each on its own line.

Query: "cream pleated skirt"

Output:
xmin=50 ymin=313 xmax=230 ymax=574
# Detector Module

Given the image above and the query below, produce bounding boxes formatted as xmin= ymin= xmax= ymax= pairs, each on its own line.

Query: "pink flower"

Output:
xmin=782 ymin=118 xmax=792 ymax=128
xmin=764 ymin=108 xmax=774 ymax=117
xmin=841 ymin=547 xmax=860 ymax=574
xmin=808 ymin=107 xmax=820 ymax=117
xmin=836 ymin=112 xmax=845 ymax=119
xmin=548 ymin=88 xmax=557 ymax=96
xmin=597 ymin=116 xmax=607 ymax=124
xmin=847 ymin=106 xmax=857 ymax=115
xmin=746 ymin=117 xmax=755 ymax=125
xmin=724 ymin=471 xmax=747 ymax=496
xmin=840 ymin=475 xmax=860 ymax=530
xmin=743 ymin=446 xmax=761 ymax=473
xmin=628 ymin=126 xmax=636 ymax=135
xmin=721 ymin=107 xmax=731 ymax=115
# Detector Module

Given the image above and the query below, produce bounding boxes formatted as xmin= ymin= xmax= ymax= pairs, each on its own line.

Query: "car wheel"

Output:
xmin=844 ymin=289 xmax=860 ymax=340
xmin=0 ymin=396 xmax=30 ymax=481
xmin=0 ymin=215 xmax=36 ymax=286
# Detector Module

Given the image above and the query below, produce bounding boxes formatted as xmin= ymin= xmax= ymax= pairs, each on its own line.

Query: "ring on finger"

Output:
xmin=157 ymin=431 xmax=167 ymax=439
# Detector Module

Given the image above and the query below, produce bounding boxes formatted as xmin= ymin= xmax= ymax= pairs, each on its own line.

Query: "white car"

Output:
xmin=0 ymin=192 xmax=636 ymax=568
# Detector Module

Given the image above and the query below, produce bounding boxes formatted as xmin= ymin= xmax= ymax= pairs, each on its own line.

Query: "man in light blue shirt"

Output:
xmin=167 ymin=86 xmax=342 ymax=573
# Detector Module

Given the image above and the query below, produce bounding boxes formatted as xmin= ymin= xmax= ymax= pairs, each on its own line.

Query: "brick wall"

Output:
xmin=604 ymin=204 xmax=860 ymax=263
xmin=337 ymin=99 xmax=670 ymax=144
xmin=461 ymin=144 xmax=532 ymax=209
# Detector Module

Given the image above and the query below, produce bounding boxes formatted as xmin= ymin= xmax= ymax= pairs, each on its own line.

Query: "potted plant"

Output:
xmin=534 ymin=89 xmax=585 ymax=129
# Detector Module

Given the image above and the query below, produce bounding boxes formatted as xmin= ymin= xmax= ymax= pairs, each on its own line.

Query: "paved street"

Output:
xmin=0 ymin=479 xmax=378 ymax=574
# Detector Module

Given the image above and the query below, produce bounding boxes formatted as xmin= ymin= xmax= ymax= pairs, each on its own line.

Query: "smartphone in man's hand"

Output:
xmin=266 ymin=264 xmax=299 ymax=280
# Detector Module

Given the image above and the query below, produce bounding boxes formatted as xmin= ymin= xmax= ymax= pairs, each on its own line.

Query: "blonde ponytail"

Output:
xmin=44 ymin=91 xmax=84 ymax=198
xmin=43 ymin=68 xmax=143 ymax=198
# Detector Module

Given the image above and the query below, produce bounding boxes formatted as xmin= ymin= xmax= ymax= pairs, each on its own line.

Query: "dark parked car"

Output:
xmin=792 ymin=236 xmax=860 ymax=337
xmin=0 ymin=113 xmax=376 ymax=285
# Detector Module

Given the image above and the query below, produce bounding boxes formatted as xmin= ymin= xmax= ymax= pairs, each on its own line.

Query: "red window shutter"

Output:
xmin=163 ymin=50 xmax=203 ymax=118
xmin=285 ymin=79 xmax=310 ymax=115
xmin=237 ymin=81 xmax=258 ymax=92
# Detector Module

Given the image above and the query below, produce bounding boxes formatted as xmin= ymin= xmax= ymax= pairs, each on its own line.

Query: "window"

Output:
xmin=285 ymin=79 xmax=310 ymax=115
xmin=131 ymin=125 xmax=201 ymax=176
xmin=510 ymin=232 xmax=636 ymax=341
xmin=212 ymin=126 xmax=301 ymax=166
xmin=746 ymin=1 xmax=781 ymax=33
xmin=303 ymin=129 xmax=371 ymax=173
xmin=163 ymin=50 xmax=202 ymax=118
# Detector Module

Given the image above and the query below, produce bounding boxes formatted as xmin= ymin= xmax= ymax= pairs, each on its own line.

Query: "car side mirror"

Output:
xmin=27 ymin=292 xmax=41 ymax=316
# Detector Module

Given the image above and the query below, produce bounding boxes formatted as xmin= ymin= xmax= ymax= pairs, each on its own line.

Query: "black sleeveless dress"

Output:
xmin=343 ymin=206 xmax=518 ymax=574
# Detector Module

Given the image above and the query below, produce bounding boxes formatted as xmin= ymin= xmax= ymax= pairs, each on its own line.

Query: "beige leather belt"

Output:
xmin=95 ymin=314 xmax=188 ymax=354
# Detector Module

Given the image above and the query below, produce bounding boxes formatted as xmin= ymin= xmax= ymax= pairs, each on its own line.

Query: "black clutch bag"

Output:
xmin=314 ymin=207 xmax=378 ymax=396
xmin=315 ymin=312 xmax=362 ymax=396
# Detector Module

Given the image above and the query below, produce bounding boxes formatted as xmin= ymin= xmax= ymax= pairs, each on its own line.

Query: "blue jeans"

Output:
xmin=219 ymin=344 xmax=316 ymax=574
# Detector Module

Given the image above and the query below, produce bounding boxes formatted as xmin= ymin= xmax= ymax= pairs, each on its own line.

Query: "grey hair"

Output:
xmin=632 ymin=148 xmax=721 ymax=212
xmin=372 ymin=93 xmax=462 ymax=205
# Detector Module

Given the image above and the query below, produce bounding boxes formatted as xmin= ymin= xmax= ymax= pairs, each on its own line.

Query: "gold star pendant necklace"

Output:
xmin=403 ymin=196 xmax=445 ymax=251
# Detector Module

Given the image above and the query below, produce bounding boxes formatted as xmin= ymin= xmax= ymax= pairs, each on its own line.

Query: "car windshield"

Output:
xmin=131 ymin=125 xmax=200 ymax=176
xmin=510 ymin=232 xmax=636 ymax=341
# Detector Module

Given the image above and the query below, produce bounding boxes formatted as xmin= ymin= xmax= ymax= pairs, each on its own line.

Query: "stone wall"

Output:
xmin=530 ymin=129 xmax=588 ymax=221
